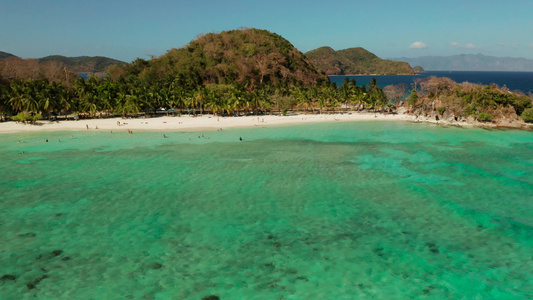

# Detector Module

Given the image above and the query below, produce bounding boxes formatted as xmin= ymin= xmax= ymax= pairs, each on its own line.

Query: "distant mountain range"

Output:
xmin=391 ymin=54 xmax=533 ymax=71
xmin=0 ymin=51 xmax=125 ymax=73
xmin=305 ymin=47 xmax=417 ymax=75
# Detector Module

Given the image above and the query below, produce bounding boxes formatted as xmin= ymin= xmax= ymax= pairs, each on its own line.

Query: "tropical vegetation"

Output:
xmin=0 ymin=28 xmax=394 ymax=122
xmin=406 ymin=76 xmax=533 ymax=123
xmin=0 ymin=28 xmax=531 ymax=127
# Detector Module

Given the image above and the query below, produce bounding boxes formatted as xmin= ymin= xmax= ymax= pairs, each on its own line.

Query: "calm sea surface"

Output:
xmin=330 ymin=71 xmax=533 ymax=95
xmin=1 ymin=122 xmax=532 ymax=299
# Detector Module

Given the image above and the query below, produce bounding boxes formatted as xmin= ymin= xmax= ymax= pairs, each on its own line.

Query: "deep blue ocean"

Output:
xmin=330 ymin=71 xmax=533 ymax=95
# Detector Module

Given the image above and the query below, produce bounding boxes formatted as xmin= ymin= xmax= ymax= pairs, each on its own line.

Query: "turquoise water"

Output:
xmin=1 ymin=121 xmax=532 ymax=299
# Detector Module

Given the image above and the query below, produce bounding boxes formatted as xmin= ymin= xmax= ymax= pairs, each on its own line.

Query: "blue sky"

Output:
xmin=1 ymin=0 xmax=532 ymax=62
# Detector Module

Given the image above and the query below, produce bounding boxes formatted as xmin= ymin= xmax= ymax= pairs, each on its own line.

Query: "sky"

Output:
xmin=1 ymin=0 xmax=532 ymax=63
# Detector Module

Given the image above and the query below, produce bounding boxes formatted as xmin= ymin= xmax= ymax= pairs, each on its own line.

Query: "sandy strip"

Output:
xmin=0 ymin=112 xmax=423 ymax=134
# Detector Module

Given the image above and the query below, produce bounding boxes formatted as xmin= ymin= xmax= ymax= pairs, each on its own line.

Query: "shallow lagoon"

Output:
xmin=1 ymin=121 xmax=532 ymax=299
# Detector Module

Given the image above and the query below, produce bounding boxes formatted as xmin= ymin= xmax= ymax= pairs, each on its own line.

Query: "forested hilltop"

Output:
xmin=0 ymin=28 xmax=532 ymax=127
xmin=305 ymin=47 xmax=416 ymax=75
xmin=108 ymin=28 xmax=327 ymax=87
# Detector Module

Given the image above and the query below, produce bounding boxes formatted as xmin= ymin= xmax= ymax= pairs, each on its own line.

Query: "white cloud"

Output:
xmin=449 ymin=42 xmax=480 ymax=50
xmin=410 ymin=41 xmax=428 ymax=49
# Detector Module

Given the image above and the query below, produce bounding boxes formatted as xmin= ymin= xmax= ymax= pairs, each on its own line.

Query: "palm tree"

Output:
xmin=97 ymin=79 xmax=117 ymax=117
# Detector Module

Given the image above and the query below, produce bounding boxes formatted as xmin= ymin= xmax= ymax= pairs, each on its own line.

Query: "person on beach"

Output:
xmin=86 ymin=124 xmax=89 ymax=130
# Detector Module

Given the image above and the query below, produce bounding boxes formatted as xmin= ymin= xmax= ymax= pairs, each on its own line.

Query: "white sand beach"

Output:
xmin=0 ymin=110 xmax=527 ymax=134
xmin=0 ymin=112 xmax=417 ymax=134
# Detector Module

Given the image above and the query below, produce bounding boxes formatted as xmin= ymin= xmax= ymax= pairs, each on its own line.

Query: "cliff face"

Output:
xmin=305 ymin=47 xmax=415 ymax=75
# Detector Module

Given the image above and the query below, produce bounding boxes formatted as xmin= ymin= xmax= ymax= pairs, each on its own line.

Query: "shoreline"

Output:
xmin=0 ymin=112 xmax=530 ymax=134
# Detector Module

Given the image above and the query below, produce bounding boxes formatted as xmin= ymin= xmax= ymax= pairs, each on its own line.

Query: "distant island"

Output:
xmin=305 ymin=46 xmax=418 ymax=75
xmin=38 ymin=55 xmax=125 ymax=74
xmin=391 ymin=54 xmax=533 ymax=71
xmin=0 ymin=51 xmax=125 ymax=76
xmin=412 ymin=66 xmax=425 ymax=73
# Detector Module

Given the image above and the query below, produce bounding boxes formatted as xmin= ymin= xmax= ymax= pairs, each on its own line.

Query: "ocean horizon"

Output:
xmin=1 ymin=121 xmax=532 ymax=299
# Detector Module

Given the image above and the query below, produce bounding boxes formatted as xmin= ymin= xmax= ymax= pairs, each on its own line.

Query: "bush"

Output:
xmin=477 ymin=112 xmax=494 ymax=122
xmin=33 ymin=114 xmax=43 ymax=123
xmin=521 ymin=108 xmax=533 ymax=123
xmin=437 ymin=107 xmax=446 ymax=115
xmin=407 ymin=90 xmax=418 ymax=107
xmin=514 ymin=96 xmax=533 ymax=115
xmin=12 ymin=112 xmax=32 ymax=123
xmin=11 ymin=112 xmax=42 ymax=124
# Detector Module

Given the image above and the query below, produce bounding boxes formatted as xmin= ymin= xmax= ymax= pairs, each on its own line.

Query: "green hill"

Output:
xmin=38 ymin=55 xmax=125 ymax=73
xmin=110 ymin=28 xmax=328 ymax=87
xmin=413 ymin=65 xmax=425 ymax=73
xmin=0 ymin=51 xmax=17 ymax=59
xmin=305 ymin=46 xmax=415 ymax=75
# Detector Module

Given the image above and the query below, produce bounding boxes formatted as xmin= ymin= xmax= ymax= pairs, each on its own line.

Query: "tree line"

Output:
xmin=0 ymin=73 xmax=394 ymax=123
